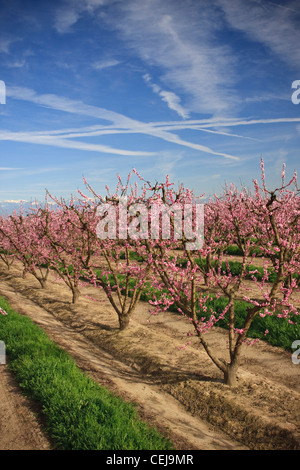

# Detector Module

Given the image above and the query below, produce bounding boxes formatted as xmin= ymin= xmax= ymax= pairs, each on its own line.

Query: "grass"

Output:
xmin=174 ymin=257 xmax=279 ymax=282
xmin=0 ymin=296 xmax=173 ymax=450
xmin=223 ymin=244 xmax=265 ymax=257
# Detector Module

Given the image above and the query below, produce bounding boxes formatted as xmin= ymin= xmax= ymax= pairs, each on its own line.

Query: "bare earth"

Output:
xmin=0 ymin=261 xmax=299 ymax=450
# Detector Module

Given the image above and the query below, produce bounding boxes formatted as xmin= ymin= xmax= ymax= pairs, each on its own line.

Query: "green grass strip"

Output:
xmin=0 ymin=296 xmax=173 ymax=450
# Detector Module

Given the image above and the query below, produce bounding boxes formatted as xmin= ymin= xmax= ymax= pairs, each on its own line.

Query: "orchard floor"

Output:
xmin=0 ymin=262 xmax=299 ymax=450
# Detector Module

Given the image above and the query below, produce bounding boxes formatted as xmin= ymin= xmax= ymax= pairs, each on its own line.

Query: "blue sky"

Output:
xmin=0 ymin=0 xmax=299 ymax=204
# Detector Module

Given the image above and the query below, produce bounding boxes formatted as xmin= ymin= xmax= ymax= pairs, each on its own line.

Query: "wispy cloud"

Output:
xmin=0 ymin=167 xmax=23 ymax=170
xmin=0 ymin=130 xmax=155 ymax=157
xmin=147 ymin=116 xmax=300 ymax=129
xmin=218 ymin=0 xmax=300 ymax=71
xmin=52 ymin=0 xmax=300 ymax=120
xmin=6 ymin=58 xmax=26 ymax=68
xmin=244 ymin=92 xmax=290 ymax=104
xmin=6 ymin=92 xmax=296 ymax=159
xmin=6 ymin=86 xmax=240 ymax=160
xmin=143 ymin=73 xmax=189 ymax=119
xmin=53 ymin=0 xmax=112 ymax=33
xmin=106 ymin=0 xmax=239 ymax=117
xmin=0 ymin=36 xmax=21 ymax=54
xmin=54 ymin=7 xmax=81 ymax=33
xmin=7 ymin=86 xmax=140 ymax=127
xmin=93 ymin=59 xmax=121 ymax=70
xmin=259 ymin=0 xmax=300 ymax=14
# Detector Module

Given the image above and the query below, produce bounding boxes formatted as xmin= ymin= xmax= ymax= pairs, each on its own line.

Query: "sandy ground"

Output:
xmin=0 ymin=261 xmax=299 ymax=450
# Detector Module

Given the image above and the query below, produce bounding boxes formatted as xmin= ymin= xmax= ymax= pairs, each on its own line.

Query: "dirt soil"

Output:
xmin=0 ymin=261 xmax=299 ymax=451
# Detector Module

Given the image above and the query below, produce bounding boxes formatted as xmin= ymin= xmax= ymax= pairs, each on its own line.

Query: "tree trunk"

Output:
xmin=224 ymin=364 xmax=238 ymax=386
xmin=71 ymin=287 xmax=80 ymax=304
xmin=118 ymin=314 xmax=130 ymax=331
xmin=38 ymin=278 xmax=47 ymax=289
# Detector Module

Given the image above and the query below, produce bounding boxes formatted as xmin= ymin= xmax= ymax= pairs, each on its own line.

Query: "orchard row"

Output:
xmin=0 ymin=162 xmax=299 ymax=385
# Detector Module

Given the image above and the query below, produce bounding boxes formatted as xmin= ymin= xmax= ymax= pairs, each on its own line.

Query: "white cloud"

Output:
xmin=244 ymin=92 xmax=290 ymax=104
xmin=93 ymin=59 xmax=121 ymax=70
xmin=7 ymin=86 xmax=140 ymax=128
xmin=53 ymin=0 xmax=112 ymax=33
xmin=6 ymin=86 xmax=240 ymax=160
xmin=149 ymin=116 xmax=300 ymax=129
xmin=10 ymin=101 xmax=296 ymax=158
xmin=0 ymin=130 xmax=155 ymax=157
xmin=52 ymin=0 xmax=299 ymax=120
xmin=159 ymin=90 xmax=188 ymax=119
xmin=143 ymin=74 xmax=189 ymax=119
xmin=107 ymin=0 xmax=239 ymax=117
xmin=0 ymin=167 xmax=23 ymax=170
xmin=54 ymin=9 xmax=81 ymax=34
xmin=7 ymin=59 xmax=26 ymax=68
xmin=218 ymin=0 xmax=300 ymax=71
xmin=0 ymin=37 xmax=21 ymax=54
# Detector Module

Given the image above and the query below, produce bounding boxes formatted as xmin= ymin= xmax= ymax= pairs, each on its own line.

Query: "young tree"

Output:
xmin=0 ymin=208 xmax=50 ymax=288
xmin=40 ymin=195 xmax=96 ymax=304
xmin=79 ymin=173 xmax=155 ymax=330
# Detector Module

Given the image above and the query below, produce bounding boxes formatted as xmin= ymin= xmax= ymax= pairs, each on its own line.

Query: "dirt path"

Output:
xmin=0 ymin=262 xmax=299 ymax=450
xmin=0 ymin=364 xmax=52 ymax=450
